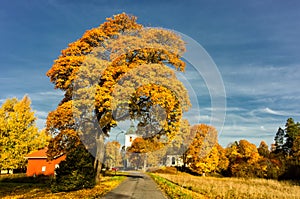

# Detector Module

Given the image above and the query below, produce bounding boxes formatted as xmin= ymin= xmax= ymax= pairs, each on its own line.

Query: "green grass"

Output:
xmin=0 ymin=173 xmax=126 ymax=199
xmin=149 ymin=173 xmax=206 ymax=199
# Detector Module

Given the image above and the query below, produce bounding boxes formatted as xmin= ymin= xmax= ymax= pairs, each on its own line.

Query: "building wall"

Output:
xmin=165 ymin=155 xmax=184 ymax=167
xmin=124 ymin=134 xmax=140 ymax=149
xmin=26 ymin=155 xmax=66 ymax=176
xmin=0 ymin=169 xmax=13 ymax=174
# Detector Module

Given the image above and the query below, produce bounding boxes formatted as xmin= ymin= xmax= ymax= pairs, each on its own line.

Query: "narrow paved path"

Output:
xmin=102 ymin=171 xmax=166 ymax=199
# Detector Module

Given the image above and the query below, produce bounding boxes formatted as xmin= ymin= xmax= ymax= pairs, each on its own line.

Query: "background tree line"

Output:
xmin=181 ymin=117 xmax=300 ymax=180
xmin=104 ymin=117 xmax=300 ymax=181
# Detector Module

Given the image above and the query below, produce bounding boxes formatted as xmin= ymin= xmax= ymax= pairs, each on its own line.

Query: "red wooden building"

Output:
xmin=25 ymin=148 xmax=66 ymax=176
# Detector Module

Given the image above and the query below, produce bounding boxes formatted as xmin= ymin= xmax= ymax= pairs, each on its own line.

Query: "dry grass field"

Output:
xmin=0 ymin=173 xmax=126 ymax=199
xmin=151 ymin=172 xmax=300 ymax=199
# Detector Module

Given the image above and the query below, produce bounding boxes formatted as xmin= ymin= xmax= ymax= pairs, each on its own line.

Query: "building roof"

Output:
xmin=125 ymin=120 xmax=136 ymax=135
xmin=25 ymin=148 xmax=65 ymax=159
xmin=25 ymin=148 xmax=48 ymax=159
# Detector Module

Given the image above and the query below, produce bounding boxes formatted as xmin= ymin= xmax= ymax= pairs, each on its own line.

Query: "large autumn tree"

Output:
xmin=0 ymin=96 xmax=48 ymax=171
xmin=46 ymin=13 xmax=190 ymax=181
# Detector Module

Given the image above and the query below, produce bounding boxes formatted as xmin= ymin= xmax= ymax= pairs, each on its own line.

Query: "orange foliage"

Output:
xmin=47 ymin=13 xmax=142 ymax=90
xmin=46 ymin=101 xmax=80 ymax=158
xmin=46 ymin=13 xmax=189 ymax=160
xmin=186 ymin=124 xmax=219 ymax=174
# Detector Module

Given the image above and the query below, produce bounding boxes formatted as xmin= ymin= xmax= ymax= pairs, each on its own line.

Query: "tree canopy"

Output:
xmin=46 ymin=13 xmax=190 ymax=181
xmin=104 ymin=141 xmax=122 ymax=169
xmin=0 ymin=96 xmax=48 ymax=170
xmin=185 ymin=124 xmax=219 ymax=175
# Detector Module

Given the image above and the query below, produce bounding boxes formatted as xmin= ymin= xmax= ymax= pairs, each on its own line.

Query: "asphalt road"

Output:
xmin=102 ymin=171 xmax=166 ymax=199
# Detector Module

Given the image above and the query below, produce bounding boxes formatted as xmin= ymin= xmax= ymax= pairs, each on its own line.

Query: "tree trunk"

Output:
xmin=94 ymin=133 xmax=105 ymax=183
xmin=143 ymin=153 xmax=147 ymax=172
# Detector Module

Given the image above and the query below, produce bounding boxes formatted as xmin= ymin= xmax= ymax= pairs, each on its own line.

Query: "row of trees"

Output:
xmin=272 ymin=118 xmax=300 ymax=179
xmin=101 ymin=117 xmax=299 ymax=181
xmin=183 ymin=118 xmax=300 ymax=180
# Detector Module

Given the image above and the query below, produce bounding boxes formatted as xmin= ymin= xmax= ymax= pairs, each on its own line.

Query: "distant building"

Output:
xmin=124 ymin=121 xmax=139 ymax=149
xmin=165 ymin=154 xmax=184 ymax=167
xmin=123 ymin=121 xmax=139 ymax=169
xmin=123 ymin=121 xmax=185 ymax=168
xmin=25 ymin=148 xmax=66 ymax=176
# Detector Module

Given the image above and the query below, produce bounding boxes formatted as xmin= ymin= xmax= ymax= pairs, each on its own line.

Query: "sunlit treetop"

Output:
xmin=47 ymin=13 xmax=143 ymax=90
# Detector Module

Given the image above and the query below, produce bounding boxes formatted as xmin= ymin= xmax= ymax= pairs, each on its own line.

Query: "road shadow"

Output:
xmin=105 ymin=172 xmax=144 ymax=179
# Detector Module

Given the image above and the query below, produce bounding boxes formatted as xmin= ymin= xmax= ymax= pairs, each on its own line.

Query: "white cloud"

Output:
xmin=194 ymin=115 xmax=211 ymax=123
xmin=204 ymin=107 xmax=245 ymax=112
xmin=219 ymin=123 xmax=277 ymax=147
xmin=250 ymin=107 xmax=300 ymax=117
xmin=222 ymin=64 xmax=300 ymax=98
xmin=263 ymin=107 xmax=288 ymax=116
xmin=30 ymin=90 xmax=64 ymax=101
xmin=36 ymin=118 xmax=47 ymax=130
xmin=34 ymin=110 xmax=49 ymax=119
xmin=37 ymin=91 xmax=64 ymax=96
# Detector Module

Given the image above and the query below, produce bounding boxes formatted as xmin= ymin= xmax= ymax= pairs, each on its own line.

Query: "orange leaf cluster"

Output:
xmin=46 ymin=13 xmax=142 ymax=90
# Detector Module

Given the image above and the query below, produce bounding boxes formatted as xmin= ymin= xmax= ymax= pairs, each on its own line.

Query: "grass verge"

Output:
xmin=0 ymin=173 xmax=126 ymax=199
xmin=149 ymin=173 xmax=206 ymax=199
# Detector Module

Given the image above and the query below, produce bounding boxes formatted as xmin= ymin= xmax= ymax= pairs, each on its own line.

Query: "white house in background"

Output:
xmin=124 ymin=121 xmax=139 ymax=149
xmin=165 ymin=154 xmax=184 ymax=167
xmin=123 ymin=121 xmax=184 ymax=168
xmin=123 ymin=121 xmax=140 ymax=169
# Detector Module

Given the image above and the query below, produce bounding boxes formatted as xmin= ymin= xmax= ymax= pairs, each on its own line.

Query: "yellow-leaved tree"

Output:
xmin=127 ymin=137 xmax=166 ymax=170
xmin=46 ymin=13 xmax=190 ymax=182
xmin=104 ymin=141 xmax=122 ymax=169
xmin=0 ymin=96 xmax=49 ymax=172
xmin=186 ymin=124 xmax=220 ymax=175
xmin=226 ymin=140 xmax=263 ymax=178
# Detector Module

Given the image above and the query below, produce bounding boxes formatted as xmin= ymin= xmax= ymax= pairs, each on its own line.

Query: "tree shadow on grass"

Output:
xmin=0 ymin=174 xmax=52 ymax=184
xmin=0 ymin=176 xmax=50 ymax=198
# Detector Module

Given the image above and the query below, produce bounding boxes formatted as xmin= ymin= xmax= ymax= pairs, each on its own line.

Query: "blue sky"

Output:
xmin=1 ymin=0 xmax=300 ymax=147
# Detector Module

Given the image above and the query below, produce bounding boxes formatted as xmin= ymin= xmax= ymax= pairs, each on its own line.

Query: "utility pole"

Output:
xmin=114 ymin=131 xmax=124 ymax=175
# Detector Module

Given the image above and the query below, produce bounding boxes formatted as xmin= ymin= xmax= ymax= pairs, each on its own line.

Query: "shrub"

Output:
xmin=51 ymin=143 xmax=96 ymax=192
